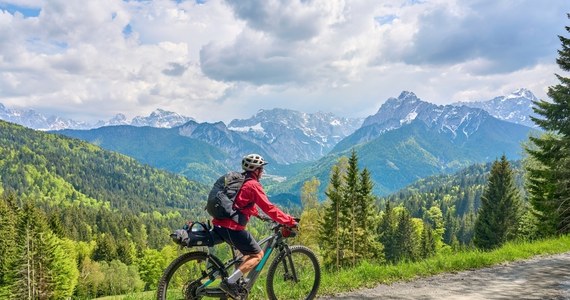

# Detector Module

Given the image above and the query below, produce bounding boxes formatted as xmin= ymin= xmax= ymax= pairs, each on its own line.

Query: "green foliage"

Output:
xmin=136 ymin=247 xmax=174 ymax=290
xmin=76 ymin=257 xmax=105 ymax=299
xmin=526 ymin=14 xmax=570 ymax=235
xmin=56 ymin=125 xmax=230 ymax=184
xmin=318 ymin=152 xmax=383 ymax=269
xmin=298 ymin=178 xmax=322 ymax=251
xmin=0 ymin=194 xmax=18 ymax=298
xmin=317 ymin=234 xmax=570 ymax=296
xmin=474 ymin=155 xmax=524 ymax=250
xmin=0 ymin=120 xmax=208 ymax=212
xmin=98 ymin=260 xmax=145 ymax=297
xmin=394 ymin=209 xmax=419 ymax=262
xmin=319 ymin=159 xmax=345 ymax=269
xmin=273 ymin=115 xmax=532 ymax=199
xmin=381 ymin=161 xmax=526 ymax=247
xmin=378 ymin=201 xmax=397 ymax=262
xmin=6 ymin=200 xmax=79 ymax=299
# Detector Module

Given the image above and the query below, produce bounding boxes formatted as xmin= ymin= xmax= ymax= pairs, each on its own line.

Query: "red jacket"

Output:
xmin=212 ymin=172 xmax=296 ymax=231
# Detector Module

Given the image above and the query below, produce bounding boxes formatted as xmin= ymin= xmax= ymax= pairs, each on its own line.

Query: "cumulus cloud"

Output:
xmin=0 ymin=0 xmax=568 ymax=123
xmin=379 ymin=0 xmax=568 ymax=74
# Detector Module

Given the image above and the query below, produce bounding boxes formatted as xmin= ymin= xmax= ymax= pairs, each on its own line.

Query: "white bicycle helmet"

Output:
xmin=242 ymin=153 xmax=268 ymax=171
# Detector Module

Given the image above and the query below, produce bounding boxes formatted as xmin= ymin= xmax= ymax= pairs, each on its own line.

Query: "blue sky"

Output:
xmin=0 ymin=0 xmax=569 ymax=123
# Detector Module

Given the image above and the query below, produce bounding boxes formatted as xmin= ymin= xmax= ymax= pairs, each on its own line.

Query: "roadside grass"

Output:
xmin=95 ymin=235 xmax=570 ymax=299
xmin=94 ymin=290 xmax=155 ymax=300
xmin=318 ymin=234 xmax=570 ymax=296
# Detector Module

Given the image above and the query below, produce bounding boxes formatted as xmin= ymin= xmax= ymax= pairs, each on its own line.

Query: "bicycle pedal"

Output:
xmin=237 ymin=277 xmax=250 ymax=286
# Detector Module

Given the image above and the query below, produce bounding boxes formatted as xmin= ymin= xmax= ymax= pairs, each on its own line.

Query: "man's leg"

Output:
xmin=237 ymin=251 xmax=264 ymax=274
xmin=214 ymin=226 xmax=262 ymax=291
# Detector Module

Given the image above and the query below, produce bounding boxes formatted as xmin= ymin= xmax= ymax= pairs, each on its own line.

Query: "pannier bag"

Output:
xmin=170 ymin=221 xmax=222 ymax=247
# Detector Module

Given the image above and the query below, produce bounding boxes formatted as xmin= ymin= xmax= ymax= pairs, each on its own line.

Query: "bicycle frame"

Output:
xmin=196 ymin=224 xmax=297 ymax=297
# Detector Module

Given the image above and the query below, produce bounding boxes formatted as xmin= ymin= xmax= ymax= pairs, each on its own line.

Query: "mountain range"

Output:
xmin=267 ymin=91 xmax=535 ymax=199
xmin=452 ymin=88 xmax=539 ymax=128
xmin=4 ymin=88 xmax=540 ymax=202
xmin=0 ymin=105 xmax=194 ymax=130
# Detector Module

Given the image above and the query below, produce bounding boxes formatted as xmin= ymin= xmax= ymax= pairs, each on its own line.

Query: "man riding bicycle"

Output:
xmin=212 ymin=153 xmax=298 ymax=299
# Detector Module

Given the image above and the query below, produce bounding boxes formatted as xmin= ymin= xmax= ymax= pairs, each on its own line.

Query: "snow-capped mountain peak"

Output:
xmin=227 ymin=108 xmax=363 ymax=163
xmin=452 ymin=88 xmax=539 ymax=128
xmin=362 ymin=91 xmax=490 ymax=140
xmin=131 ymin=109 xmax=194 ymax=128
xmin=0 ymin=104 xmax=195 ymax=130
xmin=506 ymin=88 xmax=537 ymax=101
xmin=398 ymin=91 xmax=420 ymax=102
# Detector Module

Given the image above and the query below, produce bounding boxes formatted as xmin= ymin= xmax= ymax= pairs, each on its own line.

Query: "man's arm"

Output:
xmin=250 ymin=183 xmax=296 ymax=226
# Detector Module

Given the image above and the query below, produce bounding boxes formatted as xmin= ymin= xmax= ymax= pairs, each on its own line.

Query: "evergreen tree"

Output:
xmin=526 ymin=14 xmax=570 ymax=234
xmin=420 ymin=223 xmax=436 ymax=259
xmin=0 ymin=194 xmax=18 ymax=297
xmin=474 ymin=155 xmax=523 ymax=250
xmin=319 ymin=161 xmax=344 ymax=269
xmin=357 ymin=168 xmax=383 ymax=261
xmin=394 ymin=209 xmax=418 ymax=262
xmin=343 ymin=149 xmax=360 ymax=266
xmin=9 ymin=201 xmax=78 ymax=299
xmin=378 ymin=201 xmax=397 ymax=263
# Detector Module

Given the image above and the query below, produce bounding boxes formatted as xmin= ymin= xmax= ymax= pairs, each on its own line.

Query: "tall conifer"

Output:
xmin=10 ymin=201 xmax=78 ymax=299
xmin=474 ymin=155 xmax=522 ymax=250
xmin=526 ymin=13 xmax=570 ymax=234
xmin=378 ymin=201 xmax=397 ymax=262
xmin=343 ymin=150 xmax=360 ymax=266
xmin=319 ymin=163 xmax=344 ymax=269
xmin=0 ymin=195 xmax=18 ymax=297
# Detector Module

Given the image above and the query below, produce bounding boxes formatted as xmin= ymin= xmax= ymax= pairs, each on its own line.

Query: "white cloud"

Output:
xmin=0 ymin=0 xmax=568 ymax=124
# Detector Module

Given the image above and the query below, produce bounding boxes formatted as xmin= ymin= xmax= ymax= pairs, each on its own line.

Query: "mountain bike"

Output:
xmin=156 ymin=218 xmax=321 ymax=300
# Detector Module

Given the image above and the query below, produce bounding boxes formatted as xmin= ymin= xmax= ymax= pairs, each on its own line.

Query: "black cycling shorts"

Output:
xmin=213 ymin=225 xmax=262 ymax=255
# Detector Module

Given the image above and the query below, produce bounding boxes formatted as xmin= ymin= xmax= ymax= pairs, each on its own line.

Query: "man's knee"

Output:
xmin=252 ymin=250 xmax=264 ymax=263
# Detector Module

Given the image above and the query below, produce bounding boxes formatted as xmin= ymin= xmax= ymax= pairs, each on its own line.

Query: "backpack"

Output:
xmin=206 ymin=171 xmax=251 ymax=225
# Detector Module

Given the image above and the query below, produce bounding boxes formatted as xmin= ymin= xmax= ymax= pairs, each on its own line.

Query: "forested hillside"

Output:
xmin=0 ymin=120 xmax=219 ymax=298
xmin=267 ymin=118 xmax=531 ymax=200
xmin=0 ymin=120 xmax=208 ymax=212
xmin=380 ymin=161 xmax=530 ymax=246
xmin=56 ymin=125 xmax=230 ymax=184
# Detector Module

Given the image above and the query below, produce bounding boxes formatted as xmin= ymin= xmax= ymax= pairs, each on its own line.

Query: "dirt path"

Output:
xmin=318 ymin=252 xmax=570 ymax=300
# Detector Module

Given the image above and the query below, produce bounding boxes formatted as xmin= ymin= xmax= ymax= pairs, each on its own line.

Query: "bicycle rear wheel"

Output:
xmin=266 ymin=245 xmax=321 ymax=300
xmin=156 ymin=251 xmax=222 ymax=300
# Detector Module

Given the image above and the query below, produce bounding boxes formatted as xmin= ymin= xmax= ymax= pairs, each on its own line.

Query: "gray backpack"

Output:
xmin=206 ymin=172 xmax=251 ymax=225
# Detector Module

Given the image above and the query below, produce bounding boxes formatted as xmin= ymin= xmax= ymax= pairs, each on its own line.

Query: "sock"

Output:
xmin=227 ymin=269 xmax=243 ymax=284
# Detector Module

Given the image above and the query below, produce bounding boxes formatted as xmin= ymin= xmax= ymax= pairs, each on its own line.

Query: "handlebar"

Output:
xmin=259 ymin=217 xmax=300 ymax=237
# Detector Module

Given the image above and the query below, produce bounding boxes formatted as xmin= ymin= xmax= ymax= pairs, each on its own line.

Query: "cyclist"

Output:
xmin=213 ymin=153 xmax=297 ymax=299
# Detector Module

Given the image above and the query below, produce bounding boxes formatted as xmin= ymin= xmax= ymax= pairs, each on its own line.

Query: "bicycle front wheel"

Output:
xmin=266 ymin=245 xmax=321 ymax=300
xmin=156 ymin=251 xmax=221 ymax=300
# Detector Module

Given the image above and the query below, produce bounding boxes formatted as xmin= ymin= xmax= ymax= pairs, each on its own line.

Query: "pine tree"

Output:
xmin=357 ymin=168 xmax=382 ymax=261
xmin=420 ymin=223 xmax=436 ymax=259
xmin=343 ymin=149 xmax=360 ymax=266
xmin=10 ymin=200 xmax=77 ymax=299
xmin=394 ymin=209 xmax=417 ymax=262
xmin=526 ymin=13 xmax=570 ymax=234
xmin=319 ymin=162 xmax=344 ymax=269
xmin=474 ymin=155 xmax=523 ymax=250
xmin=0 ymin=194 xmax=18 ymax=297
xmin=378 ymin=201 xmax=397 ymax=263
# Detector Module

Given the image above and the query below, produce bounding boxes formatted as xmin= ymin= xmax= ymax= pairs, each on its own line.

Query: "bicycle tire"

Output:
xmin=266 ymin=245 xmax=321 ymax=300
xmin=156 ymin=251 xmax=223 ymax=300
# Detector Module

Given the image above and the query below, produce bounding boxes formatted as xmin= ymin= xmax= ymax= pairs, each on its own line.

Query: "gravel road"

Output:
xmin=318 ymin=252 xmax=570 ymax=300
